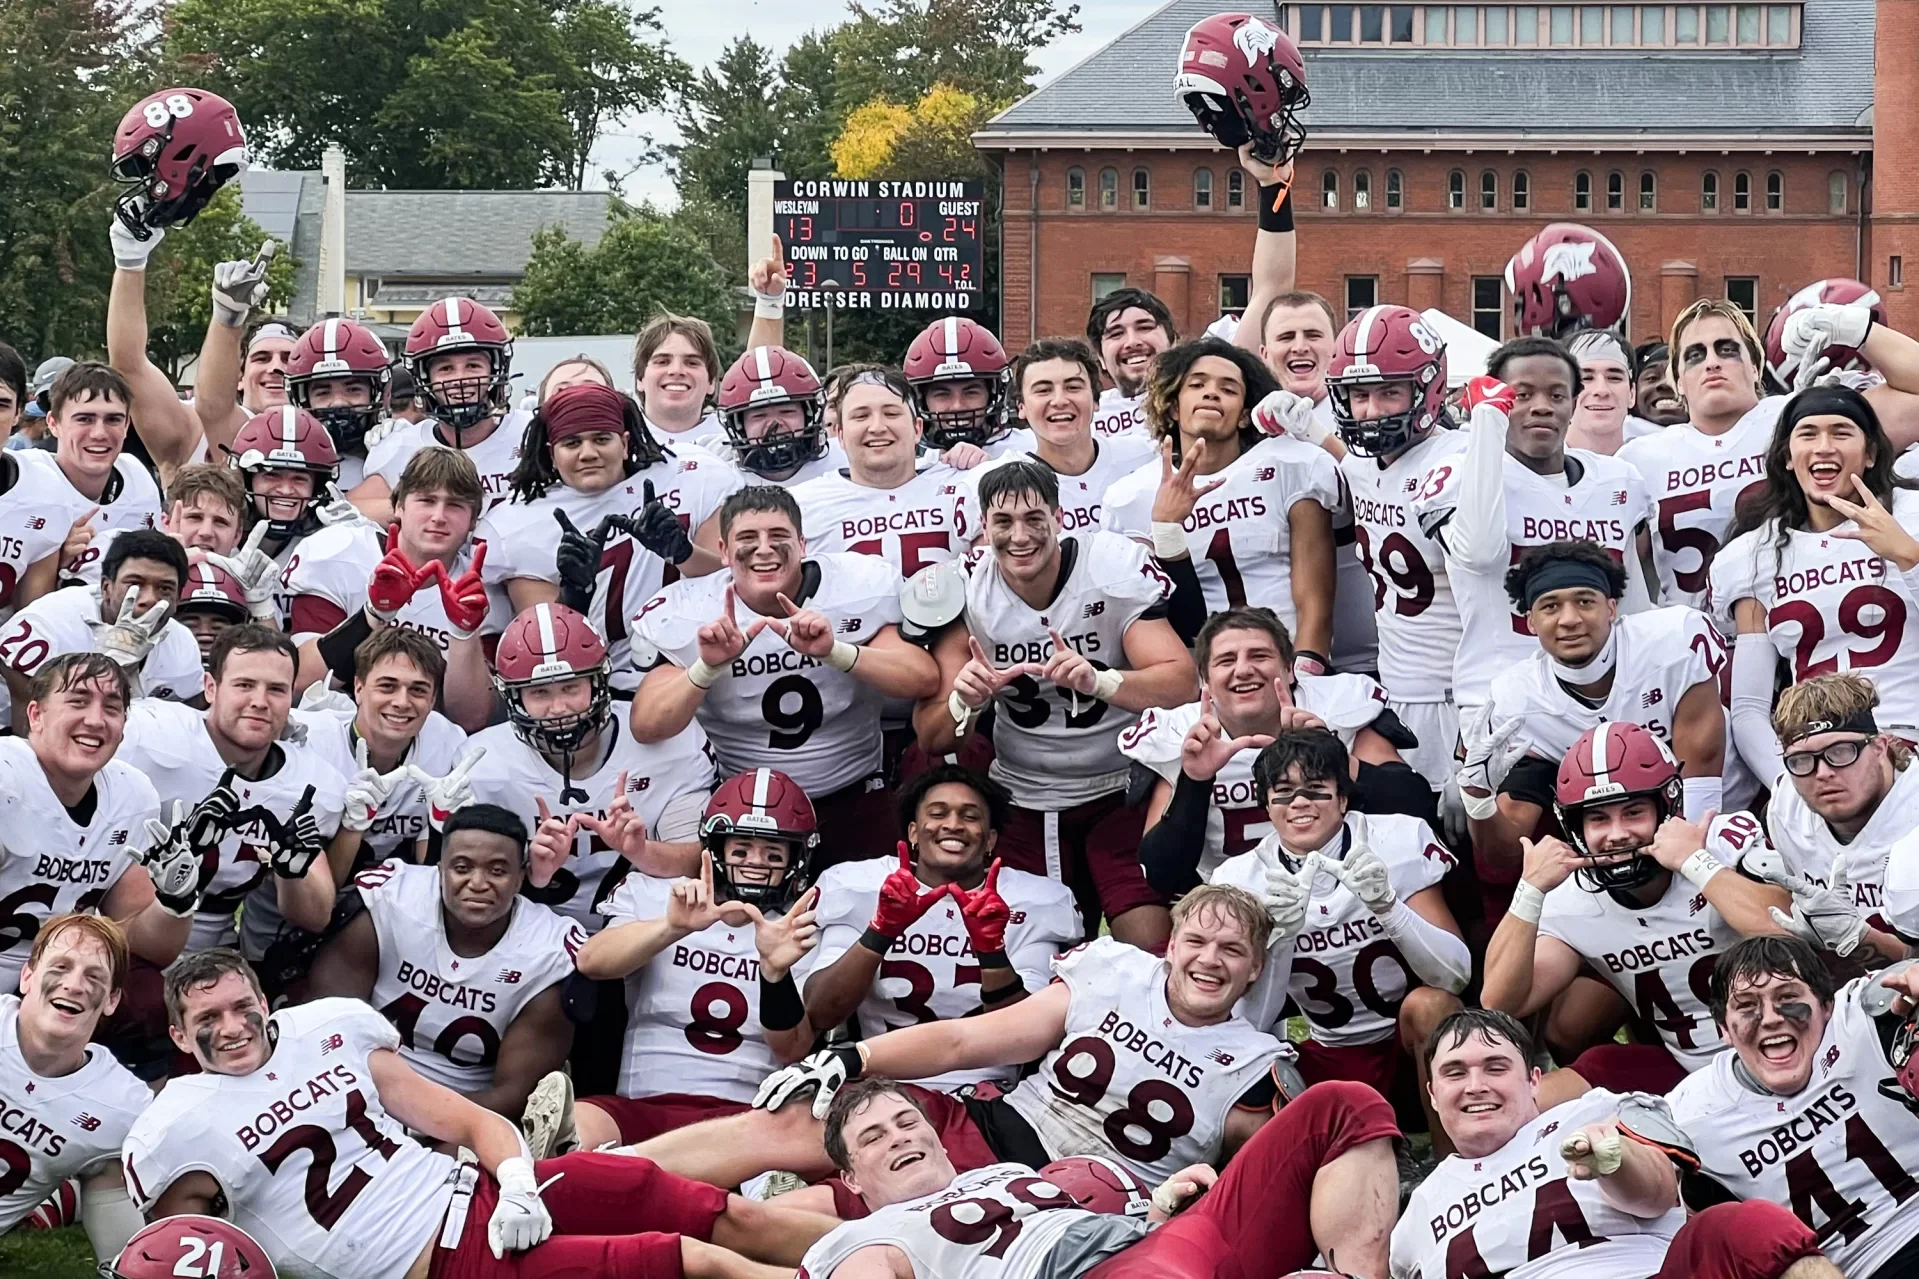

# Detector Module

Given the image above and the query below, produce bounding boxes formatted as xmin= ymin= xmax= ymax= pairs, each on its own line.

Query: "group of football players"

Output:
xmin=8 ymin=14 xmax=1919 ymax=1279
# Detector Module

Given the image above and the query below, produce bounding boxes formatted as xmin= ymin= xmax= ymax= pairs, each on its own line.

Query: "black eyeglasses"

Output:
xmin=1782 ymin=737 xmax=1871 ymax=777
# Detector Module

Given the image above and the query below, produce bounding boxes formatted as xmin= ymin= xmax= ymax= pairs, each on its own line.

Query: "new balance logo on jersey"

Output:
xmin=835 ymin=617 xmax=862 ymax=634
xmin=1083 ymin=600 xmax=1106 ymax=618
xmin=1642 ymin=688 xmax=1664 ymax=707
xmin=108 ymin=830 xmax=128 ymax=845
xmin=320 ymin=1034 xmax=344 ymax=1055
xmin=1611 ymin=490 xmax=1629 ymax=505
xmin=1823 ymin=1045 xmax=1842 ymax=1074
xmin=1207 ymin=1050 xmax=1236 ymax=1066
xmin=73 ymin=1113 xmax=101 ymax=1131
xmin=1255 ymin=468 xmax=1275 ymax=481
xmin=1689 ymin=893 xmax=1708 ymax=916
xmin=499 ymin=970 xmax=523 ymax=985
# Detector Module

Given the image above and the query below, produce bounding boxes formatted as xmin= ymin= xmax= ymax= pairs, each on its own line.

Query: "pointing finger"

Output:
xmin=354 ymin=738 xmax=369 ymax=770
xmin=982 ymin=859 xmax=1001 ymax=895
xmin=554 ymin=509 xmax=581 ymax=538
xmin=535 ymin=795 xmax=552 ymax=826
xmin=244 ymin=521 xmax=270 ymax=554
xmin=643 ymin=480 xmax=657 ymax=507
xmin=968 ymin=635 xmax=994 ymax=671
xmin=776 ymin=592 xmax=800 ymax=617
xmin=898 ymin=840 xmax=913 ymax=873
xmin=701 ymin=848 xmax=715 ymax=892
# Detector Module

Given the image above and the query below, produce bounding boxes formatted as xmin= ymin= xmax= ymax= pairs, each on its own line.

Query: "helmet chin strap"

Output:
xmin=1548 ymin=624 xmax=1618 ymax=688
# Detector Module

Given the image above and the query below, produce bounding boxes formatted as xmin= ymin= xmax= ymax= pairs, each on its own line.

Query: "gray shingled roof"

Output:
xmin=345 ymin=190 xmax=612 ymax=277
xmin=238 ymin=169 xmax=325 ymax=325
xmin=986 ymin=0 xmax=1875 ymax=137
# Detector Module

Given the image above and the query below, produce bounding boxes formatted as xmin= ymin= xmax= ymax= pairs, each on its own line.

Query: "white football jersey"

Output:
xmin=790 ymin=464 xmax=974 ymax=576
xmin=18 ymin=450 xmax=162 ymax=586
xmin=1767 ymin=754 xmax=1919 ymax=939
xmin=1536 ymin=811 xmax=1770 ymax=1072
xmin=798 ymin=1162 xmax=1099 ymax=1279
xmin=287 ymin=707 xmax=468 ymax=865
xmin=1001 ymin=938 xmax=1283 ymax=1185
xmin=1119 ymin=674 xmax=1395 ymax=880
xmin=1342 ymin=430 xmax=1467 ymax=702
xmin=0 ymin=465 xmax=77 ymax=621
xmin=1091 ymin=388 xmax=1147 ymax=440
xmin=632 ymin=554 xmax=901 ymax=794
xmin=1212 ymin=815 xmax=1454 ymax=1043
xmin=1669 ymin=976 xmax=1919 ymax=1278
xmin=1415 ymin=449 xmax=1653 ymax=713
xmin=123 ymin=998 xmax=459 ymax=1279
xmin=1102 ymin=436 xmax=1341 ymax=633
xmin=1485 ymin=606 xmax=1725 ymax=764
xmin=1392 ymin=1089 xmax=1686 ymax=1279
xmin=1710 ymin=489 xmax=1919 ymax=738
xmin=478 ymin=446 xmax=743 ymax=689
xmin=1616 ymin=396 xmax=1782 ymax=607
xmin=806 ymin=859 xmax=1082 ymax=1091
xmin=284 ymin=522 xmax=483 ymax=653
xmin=117 ymin=700 xmax=348 ymax=954
xmin=0 ymin=738 xmax=157 ymax=991
xmin=464 ymin=716 xmax=715 ymax=929
xmin=962 ymin=532 xmax=1173 ymax=809
xmin=965 ymin=437 xmax=1157 ymax=541
xmin=357 ymin=860 xmax=582 ymax=1092
xmin=0 ymin=994 xmax=150 ymax=1233
xmin=0 ymin=583 xmax=203 ymax=701
xmin=365 ymin=411 xmax=531 ymax=513
xmin=600 ymin=872 xmax=816 ymax=1102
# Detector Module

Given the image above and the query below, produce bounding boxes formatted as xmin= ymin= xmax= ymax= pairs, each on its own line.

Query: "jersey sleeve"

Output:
xmin=1703 ymin=809 xmax=1775 ymax=873
xmin=367 ymin=429 xmax=422 ymax=487
xmin=1049 ymin=935 xmax=1138 ymax=995
xmin=1286 ymin=442 xmax=1342 ymax=514
xmin=1115 ymin=704 xmax=1191 ymax=781
xmin=1098 ymin=470 xmax=1154 ymax=538
xmin=481 ymin=503 xmax=562 ymax=586
xmin=1296 ymin=672 xmax=1390 ymax=740
xmin=599 ymin=870 xmax=674 ymax=926
xmin=631 ymin=584 xmax=701 ymax=670
xmin=804 ymin=863 xmax=878 ymax=985
xmin=121 ymin=1090 xmax=218 ymax=1214
xmin=317 ymin=996 xmax=403 ymax=1057
xmin=140 ymin=627 xmax=209 ymax=701
xmin=1380 ymin=816 xmax=1453 ymax=897
xmin=1089 ymin=532 xmax=1175 ymax=628
xmin=1410 ymin=448 xmax=1467 ymax=539
xmin=1706 ymin=529 xmax=1767 ymax=625
xmin=1003 ymin=875 xmax=1081 ymax=990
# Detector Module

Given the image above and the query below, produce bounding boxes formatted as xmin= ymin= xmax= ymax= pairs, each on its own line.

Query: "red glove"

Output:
xmin=867 ymin=841 xmax=952 ymax=944
xmin=1461 ymin=375 xmax=1516 ymax=416
xmin=430 ymin=540 xmax=488 ymax=640
xmin=952 ymin=858 xmax=1010 ymax=956
xmin=366 ymin=524 xmax=430 ymax=621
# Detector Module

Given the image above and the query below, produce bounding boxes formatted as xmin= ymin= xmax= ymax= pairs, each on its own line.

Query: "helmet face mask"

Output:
xmin=111 ymin=88 xmax=250 ymax=239
xmin=914 ymin=376 xmax=1007 ymax=450
xmin=903 ymin=319 xmax=1011 ymax=449
xmin=492 ymin=603 xmax=613 ymax=765
xmin=497 ymin=667 xmax=611 ymax=757
xmin=1327 ymin=377 xmax=1423 ymax=456
xmin=1553 ymin=722 xmax=1683 ymax=894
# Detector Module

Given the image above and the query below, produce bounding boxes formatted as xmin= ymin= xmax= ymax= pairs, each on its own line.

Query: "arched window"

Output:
xmin=1322 ymin=169 xmax=1340 ymax=211
xmin=1574 ymin=171 xmax=1592 ymax=212
xmin=1354 ymin=169 xmax=1372 ymax=211
xmin=1829 ymin=171 xmax=1848 ymax=215
xmin=1132 ymin=168 xmax=1151 ymax=210
xmin=1386 ymin=169 xmax=1403 ymax=210
xmin=1767 ymin=170 xmax=1784 ymax=212
xmin=1448 ymin=170 xmax=1465 ymax=210
xmin=1227 ymin=170 xmax=1245 ymax=209
xmin=1734 ymin=171 xmax=1751 ymax=212
xmin=1702 ymin=171 xmax=1719 ymax=212
xmin=1606 ymin=170 xmax=1624 ymax=212
xmin=1099 ymin=168 xmax=1118 ymax=211
xmin=1639 ymin=170 xmax=1656 ymax=212
xmin=1066 ymin=167 xmax=1085 ymax=210
xmin=1194 ymin=168 xmax=1213 ymax=209
xmin=1512 ymin=170 xmax=1530 ymax=211
xmin=1480 ymin=170 xmax=1497 ymax=211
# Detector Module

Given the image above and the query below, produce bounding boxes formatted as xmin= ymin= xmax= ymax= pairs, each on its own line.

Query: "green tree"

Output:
xmin=828 ymin=0 xmax=1079 ymax=110
xmin=139 ymin=187 xmax=298 ymax=378
xmin=512 ymin=207 xmax=736 ymax=346
xmin=554 ymin=2 xmax=685 ymax=190
xmin=668 ymin=37 xmax=792 ymax=222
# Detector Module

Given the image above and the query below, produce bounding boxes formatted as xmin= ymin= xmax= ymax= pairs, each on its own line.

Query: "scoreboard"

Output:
xmin=774 ymin=179 xmax=984 ymax=311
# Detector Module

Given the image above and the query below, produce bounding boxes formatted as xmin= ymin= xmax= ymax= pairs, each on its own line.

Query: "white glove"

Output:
xmin=313 ymin=482 xmax=365 ymax=527
xmin=1260 ymin=852 xmax=1319 ymax=939
xmin=1560 ymin=1123 xmax=1625 ymax=1180
xmin=110 ymin=218 xmax=164 ymax=271
xmin=92 ymin=586 xmax=170 ymax=668
xmin=1764 ymin=853 xmax=1868 ymax=957
xmin=135 ymin=800 xmax=214 ymax=917
xmin=752 ymin=1045 xmax=863 ymax=1119
xmin=203 ymin=523 xmax=280 ymax=620
xmin=1783 ymin=303 xmax=1874 ymax=359
xmin=210 ymin=241 xmax=277 ymax=329
xmin=1458 ymin=711 xmax=1527 ymax=820
xmin=1330 ymin=818 xmax=1395 ymax=915
xmin=297 ymin=682 xmax=356 ymax=715
xmin=408 ymin=746 xmax=486 ymax=830
xmin=364 ymin=417 xmax=402 ymax=450
xmin=486 ymin=1157 xmax=554 ymax=1259
xmin=342 ymin=742 xmax=410 ymax=833
xmin=1250 ymin=390 xmax=1332 ymax=445
xmin=1437 ymin=775 xmax=1470 ymax=849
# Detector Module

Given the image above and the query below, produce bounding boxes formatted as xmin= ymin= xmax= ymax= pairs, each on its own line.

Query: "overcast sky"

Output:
xmin=590 ymin=0 xmax=1165 ymax=205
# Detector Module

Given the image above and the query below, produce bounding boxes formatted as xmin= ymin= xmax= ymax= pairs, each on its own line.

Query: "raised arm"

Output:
xmin=106 ymin=227 xmax=202 ymax=481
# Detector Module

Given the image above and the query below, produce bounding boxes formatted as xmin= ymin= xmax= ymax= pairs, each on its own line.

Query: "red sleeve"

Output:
xmin=290 ymin=595 xmax=349 ymax=637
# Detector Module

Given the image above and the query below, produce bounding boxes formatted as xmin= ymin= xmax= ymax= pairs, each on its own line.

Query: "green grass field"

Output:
xmin=0 ymin=1224 xmax=100 ymax=1279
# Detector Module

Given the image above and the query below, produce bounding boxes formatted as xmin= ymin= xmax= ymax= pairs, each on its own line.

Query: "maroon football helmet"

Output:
xmin=1037 ymin=1156 xmax=1154 ymax=1218
xmin=114 ymin=1215 xmax=275 ymax=1279
xmin=228 ymin=406 xmax=341 ymax=538
xmin=1764 ymin=278 xmax=1886 ymax=391
xmin=111 ymin=88 xmax=249 ymax=239
xmin=1174 ymin=14 xmax=1310 ymax=165
xmin=286 ymin=318 xmax=391 ymax=455
xmin=903 ymin=317 xmax=1011 ymax=449
xmin=404 ymin=298 xmax=514 ymax=441
xmin=493 ymin=602 xmax=610 ymax=758
xmin=1325 ymin=305 xmax=1448 ymax=456
xmin=1505 ymin=223 xmax=1632 ymax=339
xmin=176 ymin=561 xmax=250 ymax=622
xmin=1554 ymin=721 xmax=1684 ymax=890
xmin=701 ymin=768 xmax=821 ymax=908
xmin=717 ymin=346 xmax=827 ymax=477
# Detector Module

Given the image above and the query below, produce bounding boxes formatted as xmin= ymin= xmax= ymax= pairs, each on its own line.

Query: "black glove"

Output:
xmin=263 ymin=786 xmax=326 ymax=879
xmin=137 ymin=769 xmax=243 ymax=916
xmin=628 ymin=480 xmax=693 ymax=565
xmin=554 ymin=510 xmax=614 ymax=615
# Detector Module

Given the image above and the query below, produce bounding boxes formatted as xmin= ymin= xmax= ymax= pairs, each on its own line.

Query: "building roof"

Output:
xmin=980 ymin=0 xmax=1875 ymax=146
xmin=345 ymin=190 xmax=612 ymax=277
xmin=238 ymin=169 xmax=326 ymax=325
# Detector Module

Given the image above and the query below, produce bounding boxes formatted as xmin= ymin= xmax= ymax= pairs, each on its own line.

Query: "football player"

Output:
xmin=1412 ymin=340 xmax=1654 ymax=727
xmin=1480 ymin=723 xmax=1789 ymax=1101
xmin=156 ymin=462 xmax=246 ymax=557
xmin=15 ymin=364 xmax=162 ymax=587
xmin=1713 ymin=386 xmax=1919 ymax=784
xmin=1131 ymin=607 xmax=1429 ymax=894
xmin=0 ymin=398 xmax=82 ymax=635
xmin=0 ymin=529 xmax=203 ymax=721
xmin=1669 ymin=935 xmax=1919 ymax=1278
xmin=636 ymin=313 xmax=729 ymax=446
xmin=618 ymin=885 xmax=1293 ymax=1210
xmin=800 ymin=764 xmax=1080 ymax=1090
xmin=1566 ymin=328 xmax=1661 ymax=455
xmin=0 ymin=915 xmax=151 ymax=1260
xmin=1323 ymin=305 xmax=1467 ymax=789
xmin=540 ymin=769 xmax=824 ymax=1153
xmin=308 ymin=802 xmax=582 ymax=1120
xmin=171 ymin=560 xmax=249 ymax=666
xmin=283 ymin=316 xmax=390 ymax=490
xmin=1633 ymin=339 xmax=1686 ymax=427
xmin=1103 ymin=338 xmax=1340 ymax=661
xmin=1085 ymin=288 xmax=1177 ymax=438
xmin=632 ymin=486 xmax=933 ymax=864
xmin=213 ymin=403 xmax=352 ymax=625
xmin=1395 ymin=1007 xmax=1827 ymax=1279
xmin=799 ymin=1073 xmax=1399 ymax=1279
xmin=1208 ymin=730 xmax=1465 ymax=1151
xmin=124 ymin=949 xmax=839 ymax=1279
xmin=917 ymin=462 xmax=1194 ymax=948
xmin=480 ymin=380 xmax=739 ymax=696
xmin=116 ymin=625 xmax=346 ymax=958
xmin=715 ymin=346 xmax=844 ymax=485
xmin=903 ymin=317 xmax=1019 ymax=459
xmin=288 ymin=446 xmax=493 ymax=729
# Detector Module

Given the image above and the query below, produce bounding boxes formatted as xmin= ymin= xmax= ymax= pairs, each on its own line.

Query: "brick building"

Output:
xmin=976 ymin=0 xmax=1916 ymax=352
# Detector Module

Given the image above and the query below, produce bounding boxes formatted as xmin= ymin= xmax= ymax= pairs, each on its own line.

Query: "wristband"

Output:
xmin=825 ymin=640 xmax=859 ymax=672
xmin=982 ymin=975 xmax=1028 ymax=1007
xmin=1678 ymin=849 xmax=1725 ymax=891
xmin=753 ymin=290 xmax=785 ymax=320
xmin=1091 ymin=668 xmax=1125 ymax=701
xmin=1509 ymin=879 xmax=1546 ymax=925
xmin=949 ymin=688 xmax=979 ymax=735
xmin=976 ymin=949 xmax=1013 ymax=970
xmin=859 ymin=926 xmax=897 ymax=956
xmin=759 ymin=970 xmax=806 ymax=1031
xmin=153 ymin=893 xmax=199 ymax=919
xmin=1462 ymin=788 xmax=1499 ymax=822
xmin=1258 ymin=182 xmax=1294 ymax=232
xmin=1150 ymin=522 xmax=1190 ymax=559
xmin=687 ymin=659 xmax=722 ymax=689
xmin=1293 ymin=650 xmax=1331 ymax=678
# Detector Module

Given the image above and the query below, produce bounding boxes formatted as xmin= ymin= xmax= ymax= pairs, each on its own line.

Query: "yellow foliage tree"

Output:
xmin=830 ymin=99 xmax=915 ymax=178
xmin=831 ymin=82 xmax=1002 ymax=179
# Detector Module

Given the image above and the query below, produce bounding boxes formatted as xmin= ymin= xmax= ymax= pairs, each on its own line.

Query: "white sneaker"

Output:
xmin=522 ymin=1070 xmax=578 ymax=1159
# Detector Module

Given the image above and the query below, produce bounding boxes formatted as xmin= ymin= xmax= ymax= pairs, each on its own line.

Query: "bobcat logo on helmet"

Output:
xmin=1542 ymin=239 xmax=1599 ymax=284
xmin=1232 ymin=17 xmax=1281 ymax=61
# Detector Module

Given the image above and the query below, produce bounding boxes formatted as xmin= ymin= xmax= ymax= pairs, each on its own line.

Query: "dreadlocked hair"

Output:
xmin=506 ymin=390 xmax=662 ymax=504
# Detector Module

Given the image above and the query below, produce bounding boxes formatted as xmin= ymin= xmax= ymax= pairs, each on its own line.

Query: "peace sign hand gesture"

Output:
xmin=1181 ymin=687 xmax=1274 ymax=782
xmin=1828 ymin=474 xmax=1919 ymax=573
xmin=953 ymin=636 xmax=1036 ymax=710
xmin=1150 ymin=438 xmax=1226 ymax=528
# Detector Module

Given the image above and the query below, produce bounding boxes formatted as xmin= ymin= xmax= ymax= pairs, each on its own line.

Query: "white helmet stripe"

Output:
xmin=322 ymin=316 xmax=341 ymax=359
xmin=753 ymin=345 xmax=773 ymax=389
xmin=533 ymin=602 xmax=559 ymax=661
xmin=1353 ymin=306 xmax=1384 ymax=358
xmin=751 ymin=767 xmax=772 ymax=812
xmin=1591 ymin=722 xmax=1613 ymax=790
xmin=442 ymin=297 xmax=472 ymax=346
xmin=280 ymin=405 xmax=298 ymax=449
xmin=943 ymin=316 xmax=960 ymax=358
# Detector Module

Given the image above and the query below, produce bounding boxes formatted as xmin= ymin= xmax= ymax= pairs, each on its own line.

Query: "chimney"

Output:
xmin=319 ymin=145 xmax=348 ymax=316
xmin=1872 ymin=0 xmax=1917 ymax=333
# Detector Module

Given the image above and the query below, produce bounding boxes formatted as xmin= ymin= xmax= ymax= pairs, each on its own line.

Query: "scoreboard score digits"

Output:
xmin=776 ymin=179 xmax=984 ymax=311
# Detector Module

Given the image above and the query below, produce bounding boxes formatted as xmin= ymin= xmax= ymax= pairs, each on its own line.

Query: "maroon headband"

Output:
xmin=542 ymin=382 xmax=632 ymax=444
